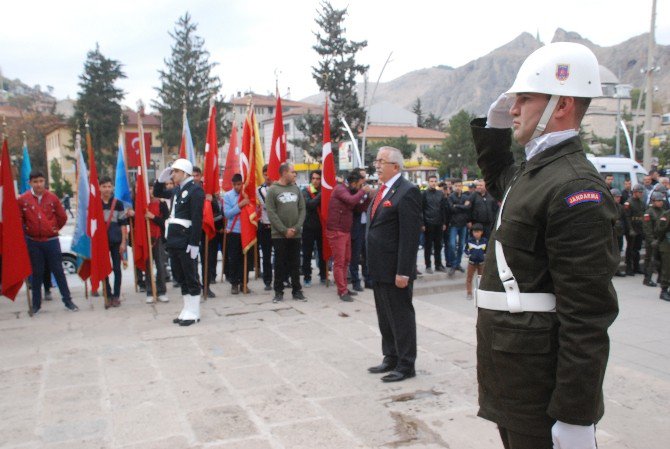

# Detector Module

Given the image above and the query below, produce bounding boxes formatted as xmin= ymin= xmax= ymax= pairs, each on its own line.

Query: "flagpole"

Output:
xmin=203 ymin=98 xmax=215 ymax=301
xmin=137 ymin=102 xmax=157 ymax=303
xmin=120 ymin=114 xmax=139 ymax=293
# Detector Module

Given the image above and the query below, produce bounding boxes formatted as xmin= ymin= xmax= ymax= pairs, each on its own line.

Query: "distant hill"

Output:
xmin=303 ymin=28 xmax=670 ymax=120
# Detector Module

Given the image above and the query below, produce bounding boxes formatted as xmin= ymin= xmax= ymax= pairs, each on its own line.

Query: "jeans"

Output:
xmin=225 ymin=232 xmax=243 ymax=285
xmin=273 ymin=238 xmax=301 ymax=294
xmin=326 ymin=229 xmax=352 ymax=295
xmin=448 ymin=226 xmax=468 ymax=268
xmin=26 ymin=238 xmax=71 ymax=310
xmin=423 ymin=224 xmax=443 ymax=268
xmin=349 ymin=231 xmax=365 ymax=288
xmin=105 ymin=241 xmax=122 ymax=298
xmin=301 ymin=226 xmax=325 ymax=282
xmin=145 ymin=237 xmax=167 ymax=296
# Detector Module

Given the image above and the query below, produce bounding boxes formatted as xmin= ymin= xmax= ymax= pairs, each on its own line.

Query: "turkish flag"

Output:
xmin=202 ymin=104 xmax=218 ymax=238
xmin=320 ymin=99 xmax=335 ymax=262
xmin=86 ymin=131 xmax=112 ymax=291
xmin=133 ymin=164 xmax=150 ymax=272
xmin=124 ymin=132 xmax=152 ymax=167
xmin=221 ymin=123 xmax=239 ymax=192
xmin=0 ymin=138 xmax=32 ymax=300
xmin=240 ymin=111 xmax=259 ymax=253
xmin=267 ymin=95 xmax=286 ymax=181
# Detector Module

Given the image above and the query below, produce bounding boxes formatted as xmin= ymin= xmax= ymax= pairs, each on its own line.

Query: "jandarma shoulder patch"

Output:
xmin=565 ymin=190 xmax=602 ymax=207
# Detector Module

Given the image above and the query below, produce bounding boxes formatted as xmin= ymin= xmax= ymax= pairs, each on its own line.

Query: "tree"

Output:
xmin=5 ymin=113 xmax=63 ymax=175
xmin=367 ymin=135 xmax=415 ymax=163
xmin=72 ymin=43 xmax=126 ymax=175
xmin=423 ymin=112 xmax=445 ymax=131
xmin=294 ymin=1 xmax=368 ymax=160
xmin=412 ymin=98 xmax=425 ymax=128
xmin=424 ymin=110 xmax=478 ymax=178
xmin=49 ymin=158 xmax=73 ymax=198
xmin=153 ymin=12 xmax=229 ymax=154
xmin=288 ymin=110 xmax=324 ymax=161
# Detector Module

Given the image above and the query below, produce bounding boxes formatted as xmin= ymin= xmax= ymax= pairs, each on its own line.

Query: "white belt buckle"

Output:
xmin=502 ymin=278 xmax=523 ymax=313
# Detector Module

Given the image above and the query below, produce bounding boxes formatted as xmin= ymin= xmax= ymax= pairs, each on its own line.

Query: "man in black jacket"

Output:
xmin=469 ymin=180 xmax=498 ymax=239
xmin=301 ymin=170 xmax=326 ymax=287
xmin=422 ymin=175 xmax=446 ymax=273
xmin=366 ymin=146 xmax=422 ymax=383
xmin=447 ymin=181 xmax=471 ymax=275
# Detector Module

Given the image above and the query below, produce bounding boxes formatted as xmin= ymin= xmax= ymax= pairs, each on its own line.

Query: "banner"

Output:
xmin=124 ymin=132 xmax=152 ymax=167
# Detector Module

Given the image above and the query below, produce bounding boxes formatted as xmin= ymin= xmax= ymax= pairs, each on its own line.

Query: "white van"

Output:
xmin=586 ymin=155 xmax=648 ymax=191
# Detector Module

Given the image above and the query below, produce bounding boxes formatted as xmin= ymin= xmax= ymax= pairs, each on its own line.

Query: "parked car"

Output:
xmin=58 ymin=235 xmax=78 ymax=274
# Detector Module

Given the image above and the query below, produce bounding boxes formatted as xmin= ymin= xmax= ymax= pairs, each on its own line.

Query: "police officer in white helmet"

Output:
xmin=154 ymin=158 xmax=205 ymax=326
xmin=471 ymin=42 xmax=619 ymax=449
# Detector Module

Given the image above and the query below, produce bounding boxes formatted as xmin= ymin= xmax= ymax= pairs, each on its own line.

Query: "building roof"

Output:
xmin=123 ymin=108 xmax=161 ymax=127
xmin=599 ymin=65 xmax=619 ymax=85
xmin=230 ymin=92 xmax=319 ymax=109
xmin=365 ymin=125 xmax=446 ymax=140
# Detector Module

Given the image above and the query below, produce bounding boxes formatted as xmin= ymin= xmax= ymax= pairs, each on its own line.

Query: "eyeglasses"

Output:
xmin=373 ymin=159 xmax=396 ymax=166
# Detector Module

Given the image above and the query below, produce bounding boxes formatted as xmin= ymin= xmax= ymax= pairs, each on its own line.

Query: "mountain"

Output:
xmin=303 ymin=29 xmax=670 ymax=120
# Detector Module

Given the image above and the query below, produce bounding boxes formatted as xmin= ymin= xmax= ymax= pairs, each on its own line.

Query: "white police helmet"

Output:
xmin=171 ymin=158 xmax=193 ymax=175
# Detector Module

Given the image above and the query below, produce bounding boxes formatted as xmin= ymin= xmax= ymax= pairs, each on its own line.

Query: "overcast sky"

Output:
xmin=1 ymin=0 xmax=668 ymax=111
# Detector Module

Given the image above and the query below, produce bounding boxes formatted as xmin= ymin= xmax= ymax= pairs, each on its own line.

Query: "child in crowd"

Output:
xmin=464 ymin=223 xmax=487 ymax=300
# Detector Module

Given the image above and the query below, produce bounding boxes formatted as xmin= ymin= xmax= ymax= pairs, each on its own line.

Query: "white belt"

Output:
xmin=474 ymin=289 xmax=556 ymax=312
xmin=166 ymin=218 xmax=192 ymax=228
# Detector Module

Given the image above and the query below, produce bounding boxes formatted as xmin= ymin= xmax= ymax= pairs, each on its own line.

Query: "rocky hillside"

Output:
xmin=304 ymin=29 xmax=670 ymax=119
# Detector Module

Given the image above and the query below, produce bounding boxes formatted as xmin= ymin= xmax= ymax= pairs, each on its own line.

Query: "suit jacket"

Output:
xmin=365 ymin=176 xmax=422 ymax=283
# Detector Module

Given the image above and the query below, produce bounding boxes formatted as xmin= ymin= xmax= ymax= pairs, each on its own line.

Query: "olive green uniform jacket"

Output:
xmin=654 ymin=210 xmax=670 ymax=287
xmin=471 ymin=118 xmax=619 ymax=437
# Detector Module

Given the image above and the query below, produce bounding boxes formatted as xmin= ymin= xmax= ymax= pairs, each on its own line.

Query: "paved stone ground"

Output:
xmin=1 ymin=262 xmax=669 ymax=448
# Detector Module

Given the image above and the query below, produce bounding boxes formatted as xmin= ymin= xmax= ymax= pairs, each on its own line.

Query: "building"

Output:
xmin=44 ymin=108 xmax=164 ymax=195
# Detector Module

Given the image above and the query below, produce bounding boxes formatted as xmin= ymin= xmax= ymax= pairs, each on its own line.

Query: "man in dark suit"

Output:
xmin=366 ymin=146 xmax=422 ymax=382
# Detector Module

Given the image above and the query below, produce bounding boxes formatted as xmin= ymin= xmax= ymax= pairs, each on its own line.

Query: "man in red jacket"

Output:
xmin=18 ymin=170 xmax=78 ymax=313
xmin=326 ymin=170 xmax=371 ymax=301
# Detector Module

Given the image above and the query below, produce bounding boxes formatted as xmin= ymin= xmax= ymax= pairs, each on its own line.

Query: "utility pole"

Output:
xmin=642 ymin=0 xmax=657 ymax=170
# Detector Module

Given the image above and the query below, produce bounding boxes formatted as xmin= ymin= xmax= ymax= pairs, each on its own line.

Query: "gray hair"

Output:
xmin=378 ymin=146 xmax=404 ymax=169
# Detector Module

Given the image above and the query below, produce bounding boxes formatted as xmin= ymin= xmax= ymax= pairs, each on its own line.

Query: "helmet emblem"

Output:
xmin=556 ymin=64 xmax=570 ymax=83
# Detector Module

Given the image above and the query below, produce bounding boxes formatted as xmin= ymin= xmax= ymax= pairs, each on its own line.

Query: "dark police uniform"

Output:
xmin=471 ymin=118 xmax=619 ymax=438
xmin=642 ymin=204 xmax=664 ymax=285
xmin=655 ymin=210 xmax=670 ymax=300
xmin=154 ymin=178 xmax=205 ymax=296
xmin=624 ymin=196 xmax=645 ymax=274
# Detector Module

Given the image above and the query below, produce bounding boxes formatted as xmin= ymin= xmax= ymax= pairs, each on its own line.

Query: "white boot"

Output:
xmin=172 ymin=296 xmax=188 ymax=324
xmin=179 ymin=294 xmax=200 ymax=326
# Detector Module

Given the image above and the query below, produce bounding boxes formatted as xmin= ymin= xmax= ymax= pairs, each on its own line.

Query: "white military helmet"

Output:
xmin=171 ymin=158 xmax=193 ymax=175
xmin=507 ymin=42 xmax=602 ymax=98
xmin=507 ymin=42 xmax=602 ymax=140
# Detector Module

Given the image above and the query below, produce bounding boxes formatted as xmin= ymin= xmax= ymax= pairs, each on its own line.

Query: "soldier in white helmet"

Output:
xmin=154 ymin=158 xmax=205 ymax=326
xmin=471 ymin=42 xmax=619 ymax=448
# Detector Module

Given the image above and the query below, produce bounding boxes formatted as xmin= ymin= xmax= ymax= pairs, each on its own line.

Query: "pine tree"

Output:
xmin=412 ymin=98 xmax=425 ymax=128
xmin=72 ymin=43 xmax=126 ymax=175
xmin=423 ymin=112 xmax=445 ymax=131
xmin=153 ymin=12 xmax=228 ymax=155
xmin=294 ymin=1 xmax=368 ymax=161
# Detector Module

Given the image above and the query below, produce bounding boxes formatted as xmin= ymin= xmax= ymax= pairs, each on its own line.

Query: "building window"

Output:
xmin=420 ymin=144 xmax=430 ymax=152
xmin=284 ymin=123 xmax=291 ymax=133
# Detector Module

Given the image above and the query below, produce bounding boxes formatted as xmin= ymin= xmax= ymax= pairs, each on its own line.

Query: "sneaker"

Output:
xmin=158 ymin=295 xmax=169 ymax=303
xmin=304 ymin=279 xmax=312 ymax=288
xmin=231 ymin=284 xmax=239 ymax=295
xmin=111 ymin=298 xmax=121 ymax=307
xmin=448 ymin=267 xmax=456 ymax=277
xmin=32 ymin=306 xmax=41 ymax=315
xmin=64 ymin=301 xmax=79 ymax=312
xmin=346 ymin=289 xmax=358 ymax=296
xmin=456 ymin=266 xmax=465 ymax=273
xmin=292 ymin=291 xmax=307 ymax=301
xmin=466 ymin=293 xmax=473 ymax=301
xmin=145 ymin=297 xmax=155 ymax=304
xmin=138 ymin=285 xmax=146 ymax=293
xmin=426 ymin=267 xmax=434 ymax=274
xmin=206 ymin=289 xmax=216 ymax=298
xmin=352 ymin=284 xmax=364 ymax=292
xmin=44 ymin=292 xmax=53 ymax=301
xmin=264 ymin=284 xmax=272 ymax=291
xmin=339 ymin=293 xmax=354 ymax=302
xmin=416 ymin=269 xmax=423 ymax=275
xmin=436 ymin=266 xmax=447 ymax=273
xmin=272 ymin=293 xmax=283 ymax=303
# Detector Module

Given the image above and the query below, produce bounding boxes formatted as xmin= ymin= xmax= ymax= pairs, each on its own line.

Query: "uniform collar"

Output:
xmin=525 ymin=129 xmax=578 ymax=161
xmin=523 ymin=135 xmax=583 ymax=173
xmin=179 ymin=176 xmax=194 ymax=188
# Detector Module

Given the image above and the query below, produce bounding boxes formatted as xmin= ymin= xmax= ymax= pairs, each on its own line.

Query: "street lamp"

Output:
xmin=614 ymin=83 xmax=632 ymax=156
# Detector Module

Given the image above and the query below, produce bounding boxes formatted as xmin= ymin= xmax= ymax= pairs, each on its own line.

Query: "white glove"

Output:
xmin=486 ymin=93 xmax=515 ymax=129
xmin=551 ymin=421 xmax=596 ymax=449
xmin=158 ymin=167 xmax=173 ymax=183
xmin=186 ymin=245 xmax=199 ymax=259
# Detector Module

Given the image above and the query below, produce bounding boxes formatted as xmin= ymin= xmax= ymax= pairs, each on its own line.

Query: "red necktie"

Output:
xmin=371 ymin=184 xmax=387 ymax=218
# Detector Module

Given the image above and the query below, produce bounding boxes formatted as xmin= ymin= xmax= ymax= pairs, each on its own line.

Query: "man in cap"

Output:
xmin=624 ymin=184 xmax=646 ymax=275
xmin=611 ymin=188 xmax=628 ymax=277
xmin=642 ymin=191 xmax=666 ymax=287
xmin=154 ymin=158 xmax=205 ymax=326
xmin=471 ymin=42 xmax=619 ymax=448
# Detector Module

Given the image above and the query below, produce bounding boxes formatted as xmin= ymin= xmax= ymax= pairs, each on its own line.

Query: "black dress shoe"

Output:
xmin=206 ymin=289 xmax=216 ymax=298
xmin=179 ymin=319 xmax=200 ymax=327
xmin=368 ymin=363 xmax=395 ymax=374
xmin=381 ymin=370 xmax=416 ymax=382
xmin=614 ymin=271 xmax=627 ymax=277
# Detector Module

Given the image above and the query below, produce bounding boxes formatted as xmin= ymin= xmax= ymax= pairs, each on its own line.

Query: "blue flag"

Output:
xmin=71 ymin=136 xmax=90 ymax=260
xmin=114 ymin=133 xmax=132 ymax=207
xmin=20 ymin=142 xmax=32 ymax=194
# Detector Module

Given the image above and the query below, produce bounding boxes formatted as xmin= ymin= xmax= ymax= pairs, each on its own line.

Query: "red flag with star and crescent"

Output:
xmin=202 ymin=104 xmax=218 ymax=240
xmin=320 ymin=99 xmax=335 ymax=262
xmin=267 ymin=94 xmax=286 ymax=181
xmin=239 ymin=110 xmax=264 ymax=253
xmin=86 ymin=129 xmax=112 ymax=291
xmin=0 ymin=138 xmax=32 ymax=300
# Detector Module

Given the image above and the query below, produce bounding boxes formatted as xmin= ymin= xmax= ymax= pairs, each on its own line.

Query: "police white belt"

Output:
xmin=166 ymin=218 xmax=192 ymax=228
xmin=475 ymin=289 xmax=556 ymax=313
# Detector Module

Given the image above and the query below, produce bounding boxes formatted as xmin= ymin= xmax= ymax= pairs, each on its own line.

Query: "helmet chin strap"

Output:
xmin=531 ymin=95 xmax=560 ymax=139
